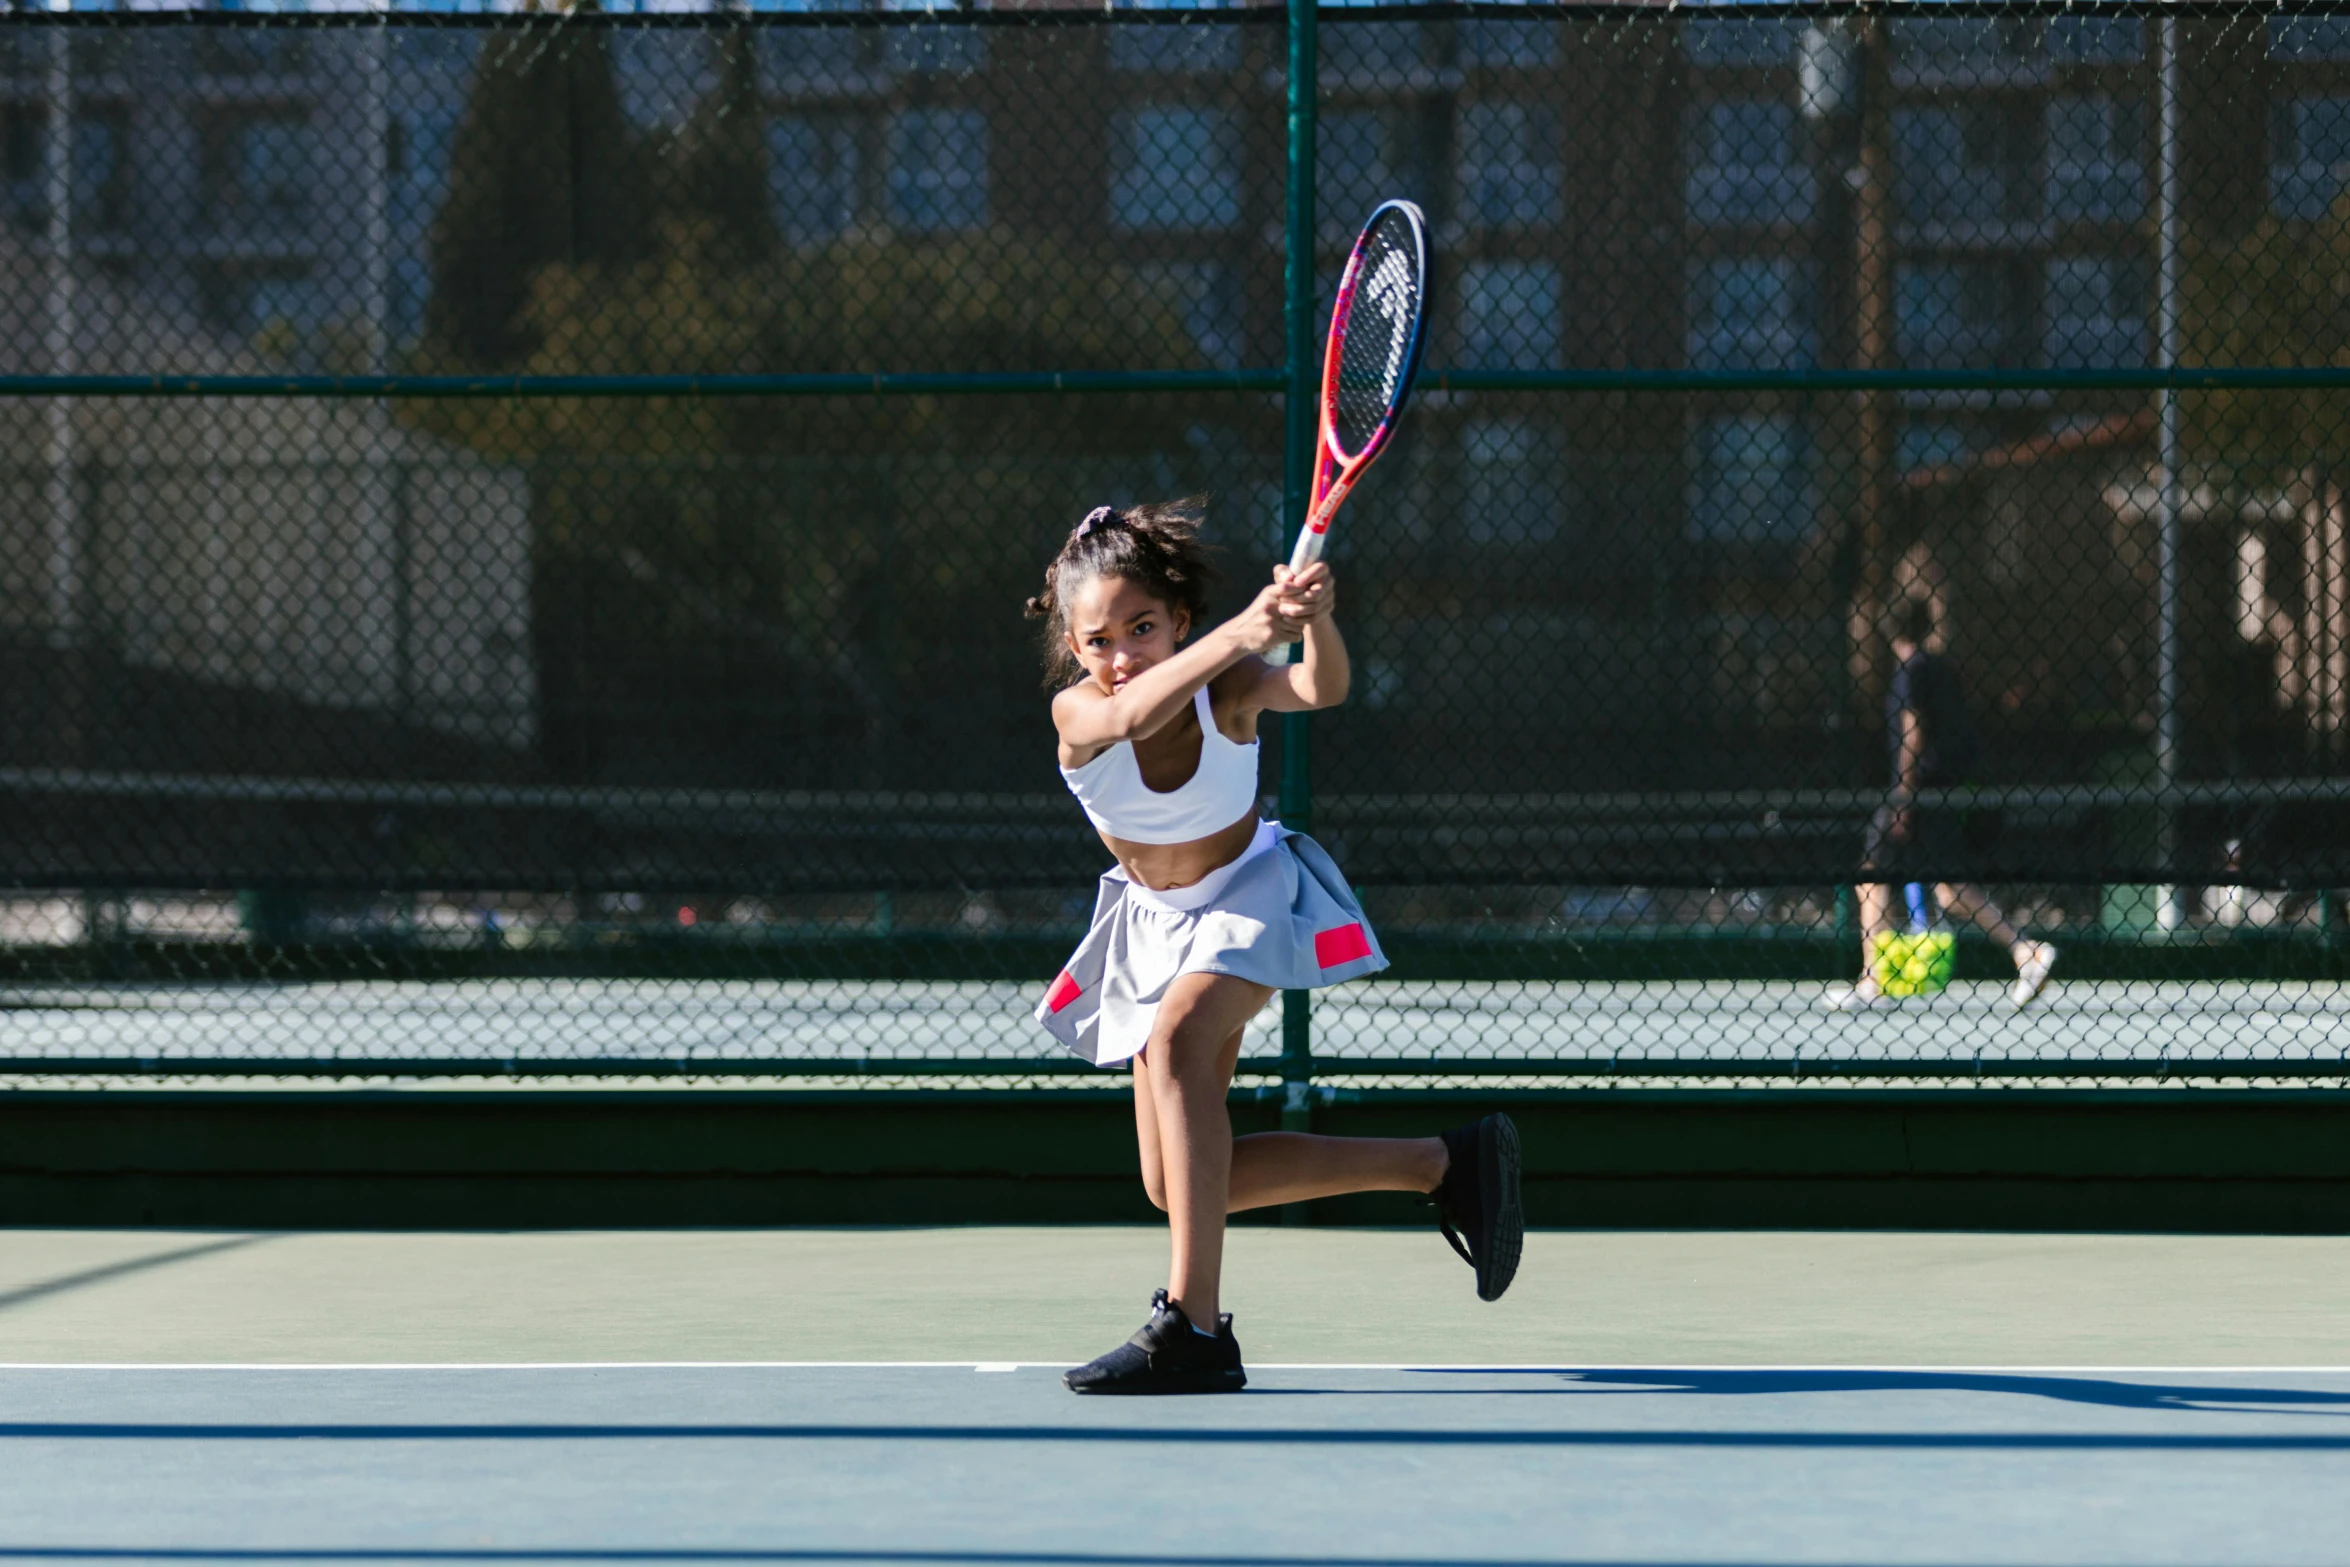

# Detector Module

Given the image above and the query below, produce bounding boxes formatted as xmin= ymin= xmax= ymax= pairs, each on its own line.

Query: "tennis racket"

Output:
xmin=1288 ymin=199 xmax=1432 ymax=572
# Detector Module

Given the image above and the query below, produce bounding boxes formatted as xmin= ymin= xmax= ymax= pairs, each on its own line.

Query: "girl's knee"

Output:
xmin=1141 ymin=1028 xmax=1181 ymax=1082
xmin=1145 ymin=1017 xmax=1227 ymax=1079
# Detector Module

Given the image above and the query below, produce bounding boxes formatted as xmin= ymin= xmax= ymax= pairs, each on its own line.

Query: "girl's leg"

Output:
xmin=1135 ymin=1030 xmax=1448 ymax=1216
xmin=1131 ymin=1059 xmax=1168 ymax=1214
xmin=1135 ymin=971 xmax=1276 ymax=1326
xmin=1228 ymin=1131 xmax=1446 ymax=1212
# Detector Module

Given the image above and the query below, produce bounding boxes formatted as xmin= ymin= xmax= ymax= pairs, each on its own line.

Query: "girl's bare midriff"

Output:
xmin=1095 ymin=693 xmax=1262 ymax=892
xmin=1099 ymin=809 xmax=1261 ymax=893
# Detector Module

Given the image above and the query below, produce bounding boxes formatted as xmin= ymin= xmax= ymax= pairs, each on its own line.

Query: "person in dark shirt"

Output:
xmin=1828 ymin=599 xmax=2058 ymax=1010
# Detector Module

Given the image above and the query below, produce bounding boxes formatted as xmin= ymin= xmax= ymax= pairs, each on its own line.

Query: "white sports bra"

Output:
xmin=1060 ymin=686 xmax=1261 ymax=845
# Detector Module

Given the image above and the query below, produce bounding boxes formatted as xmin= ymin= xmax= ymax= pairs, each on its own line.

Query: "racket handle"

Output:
xmin=1287 ymin=483 xmax=1341 ymax=573
xmin=1287 ymin=522 xmax=1328 ymax=574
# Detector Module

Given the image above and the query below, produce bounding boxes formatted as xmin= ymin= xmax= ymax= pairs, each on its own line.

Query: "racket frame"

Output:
xmin=1289 ymin=198 xmax=1431 ymax=573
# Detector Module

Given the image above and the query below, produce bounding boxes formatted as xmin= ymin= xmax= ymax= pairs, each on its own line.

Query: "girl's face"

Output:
xmin=1064 ymin=574 xmax=1188 ymax=693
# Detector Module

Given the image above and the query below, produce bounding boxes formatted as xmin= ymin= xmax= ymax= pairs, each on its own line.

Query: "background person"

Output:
xmin=1830 ymin=599 xmax=2057 ymax=1011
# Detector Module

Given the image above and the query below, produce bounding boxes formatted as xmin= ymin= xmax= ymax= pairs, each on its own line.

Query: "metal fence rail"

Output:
xmin=0 ymin=1 xmax=2345 ymax=1093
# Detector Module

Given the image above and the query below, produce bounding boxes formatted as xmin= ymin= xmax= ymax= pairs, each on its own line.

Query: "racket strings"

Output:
xmin=1331 ymin=213 xmax=1426 ymax=458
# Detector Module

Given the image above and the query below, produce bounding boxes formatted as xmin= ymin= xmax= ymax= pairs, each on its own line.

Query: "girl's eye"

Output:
xmin=1134 ymin=621 xmax=1154 ymax=636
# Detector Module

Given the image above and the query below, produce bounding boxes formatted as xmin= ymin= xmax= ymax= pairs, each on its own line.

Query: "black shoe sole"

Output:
xmin=1065 ymin=1367 xmax=1246 ymax=1395
xmin=1474 ymin=1113 xmax=1524 ymax=1302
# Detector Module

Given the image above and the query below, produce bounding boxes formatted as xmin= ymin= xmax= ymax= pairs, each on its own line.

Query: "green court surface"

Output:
xmin=4 ymin=1228 xmax=2346 ymax=1366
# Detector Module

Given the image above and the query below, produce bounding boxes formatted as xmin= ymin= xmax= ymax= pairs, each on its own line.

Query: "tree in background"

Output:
xmin=407 ymin=20 xmax=1226 ymax=789
xmin=670 ymin=23 xmax=775 ymax=268
xmin=423 ymin=5 xmax=653 ymax=368
xmin=2181 ymin=206 xmax=2350 ymax=473
xmin=410 ymin=218 xmax=1219 ymax=788
xmin=2176 ymin=203 xmax=2350 ymax=766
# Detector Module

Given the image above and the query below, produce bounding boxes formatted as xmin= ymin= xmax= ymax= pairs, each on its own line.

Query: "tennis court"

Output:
xmin=0 ymin=1363 xmax=2345 ymax=1564
xmin=6 ymin=1 xmax=2350 ymax=1558
xmin=4 ymin=1227 xmax=2349 ymax=1565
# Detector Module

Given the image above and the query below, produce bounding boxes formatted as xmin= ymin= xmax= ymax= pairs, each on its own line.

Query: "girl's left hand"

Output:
xmin=1272 ymin=562 xmax=1336 ymax=623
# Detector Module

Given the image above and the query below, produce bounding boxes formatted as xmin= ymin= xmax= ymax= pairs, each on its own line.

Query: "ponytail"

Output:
xmin=1025 ymin=497 xmax=1217 ymax=684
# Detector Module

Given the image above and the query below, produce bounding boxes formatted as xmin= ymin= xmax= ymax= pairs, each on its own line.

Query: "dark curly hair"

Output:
xmin=1024 ymin=497 xmax=1217 ymax=684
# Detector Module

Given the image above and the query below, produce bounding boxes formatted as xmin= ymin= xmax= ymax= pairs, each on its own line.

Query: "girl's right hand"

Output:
xmin=1228 ymin=581 xmax=1304 ymax=654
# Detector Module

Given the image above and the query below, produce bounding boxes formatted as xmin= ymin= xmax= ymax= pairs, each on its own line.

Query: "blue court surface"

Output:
xmin=2 ymin=1363 xmax=2346 ymax=1566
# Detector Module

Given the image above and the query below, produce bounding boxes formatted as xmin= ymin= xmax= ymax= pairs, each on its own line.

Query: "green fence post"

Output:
xmin=1278 ymin=0 xmax=1318 ymax=1155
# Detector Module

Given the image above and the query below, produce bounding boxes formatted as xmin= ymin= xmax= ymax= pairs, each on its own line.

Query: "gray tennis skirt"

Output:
xmin=1035 ymin=818 xmax=1388 ymax=1067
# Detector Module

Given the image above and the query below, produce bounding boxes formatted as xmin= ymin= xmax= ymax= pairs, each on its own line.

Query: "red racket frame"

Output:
xmin=1289 ymin=199 xmax=1431 ymax=572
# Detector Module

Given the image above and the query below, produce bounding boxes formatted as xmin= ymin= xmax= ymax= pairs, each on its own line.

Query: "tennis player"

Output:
xmin=1026 ymin=499 xmax=1522 ymax=1395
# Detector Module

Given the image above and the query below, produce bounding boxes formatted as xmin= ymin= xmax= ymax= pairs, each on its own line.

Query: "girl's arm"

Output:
xmin=1239 ymin=563 xmax=1350 ymax=714
xmin=1054 ymin=582 xmax=1300 ymax=756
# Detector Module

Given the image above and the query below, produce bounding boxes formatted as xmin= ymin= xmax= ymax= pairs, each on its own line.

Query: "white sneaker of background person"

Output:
xmin=2010 ymin=939 xmax=2058 ymax=1008
xmin=1826 ymin=936 xmax=2056 ymax=1013
xmin=1821 ymin=975 xmax=1893 ymax=1012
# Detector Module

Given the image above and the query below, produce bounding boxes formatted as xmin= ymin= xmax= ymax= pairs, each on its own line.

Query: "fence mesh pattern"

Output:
xmin=0 ymin=1 xmax=2346 ymax=1090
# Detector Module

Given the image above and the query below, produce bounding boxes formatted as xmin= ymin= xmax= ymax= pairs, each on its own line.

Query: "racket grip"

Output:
xmin=1288 ymin=481 xmax=1340 ymax=572
xmin=1287 ymin=524 xmax=1328 ymax=574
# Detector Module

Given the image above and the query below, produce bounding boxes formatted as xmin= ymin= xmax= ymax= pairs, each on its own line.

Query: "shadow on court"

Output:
xmin=1363 ymin=1367 xmax=2350 ymax=1416
xmin=0 ymin=1237 xmax=270 ymax=1316
xmin=3 ymin=1366 xmax=2346 ymax=1562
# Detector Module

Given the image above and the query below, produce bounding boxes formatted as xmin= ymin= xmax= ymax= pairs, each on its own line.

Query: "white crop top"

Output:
xmin=1060 ymin=686 xmax=1261 ymax=845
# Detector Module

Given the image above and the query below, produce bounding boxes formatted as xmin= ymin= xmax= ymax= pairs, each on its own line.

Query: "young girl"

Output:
xmin=1026 ymin=499 xmax=1524 ymax=1396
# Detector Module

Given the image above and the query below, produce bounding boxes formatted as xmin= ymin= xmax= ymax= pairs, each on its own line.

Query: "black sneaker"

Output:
xmin=1432 ymin=1113 xmax=1524 ymax=1302
xmin=1063 ymin=1290 xmax=1247 ymax=1395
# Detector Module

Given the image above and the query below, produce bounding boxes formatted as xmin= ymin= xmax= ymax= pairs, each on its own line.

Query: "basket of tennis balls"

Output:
xmin=1869 ymin=929 xmax=1956 ymax=997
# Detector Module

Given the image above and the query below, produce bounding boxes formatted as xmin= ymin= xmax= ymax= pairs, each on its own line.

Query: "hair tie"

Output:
xmin=1074 ymin=506 xmax=1116 ymax=540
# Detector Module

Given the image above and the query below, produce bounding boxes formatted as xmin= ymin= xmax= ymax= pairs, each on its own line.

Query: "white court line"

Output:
xmin=1 ymin=1362 xmax=2347 ymax=1374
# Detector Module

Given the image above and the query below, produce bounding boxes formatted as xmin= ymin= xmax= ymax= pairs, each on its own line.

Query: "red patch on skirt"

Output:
xmin=1314 ymin=923 xmax=1373 ymax=969
xmin=1044 ymin=970 xmax=1084 ymax=1013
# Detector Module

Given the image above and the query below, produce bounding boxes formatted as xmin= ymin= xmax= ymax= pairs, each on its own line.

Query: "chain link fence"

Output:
xmin=0 ymin=0 xmax=2345 ymax=1092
